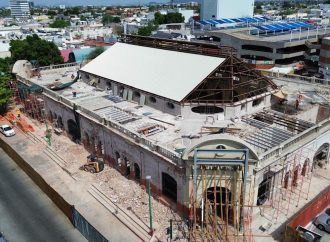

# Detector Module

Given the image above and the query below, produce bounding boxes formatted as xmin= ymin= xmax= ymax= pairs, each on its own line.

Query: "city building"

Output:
xmin=201 ymin=0 xmax=254 ymax=20
xmin=9 ymin=0 xmax=30 ymax=19
xmin=12 ymin=36 xmax=330 ymax=241
xmin=198 ymin=21 xmax=330 ymax=68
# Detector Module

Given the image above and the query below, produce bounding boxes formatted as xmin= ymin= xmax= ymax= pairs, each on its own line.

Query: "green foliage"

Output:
xmin=10 ymin=34 xmax=64 ymax=66
xmin=102 ymin=14 xmax=121 ymax=25
xmin=49 ymin=19 xmax=70 ymax=28
xmin=255 ymin=3 xmax=262 ymax=10
xmin=113 ymin=16 xmax=121 ymax=23
xmin=0 ymin=75 xmax=12 ymax=114
xmin=65 ymin=7 xmax=81 ymax=16
xmin=47 ymin=10 xmax=57 ymax=17
xmin=254 ymin=5 xmax=263 ymax=15
xmin=87 ymin=47 xmax=105 ymax=60
xmin=0 ymin=58 xmax=12 ymax=75
xmin=0 ymin=8 xmax=11 ymax=18
xmin=154 ymin=12 xmax=185 ymax=25
xmin=149 ymin=5 xmax=157 ymax=12
xmin=137 ymin=24 xmax=158 ymax=36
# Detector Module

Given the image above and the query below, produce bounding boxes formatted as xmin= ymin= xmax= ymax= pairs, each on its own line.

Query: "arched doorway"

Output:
xmin=313 ymin=143 xmax=329 ymax=170
xmin=257 ymin=176 xmax=272 ymax=206
xmin=83 ymin=132 xmax=90 ymax=149
xmin=57 ymin=116 xmax=63 ymax=129
xmin=97 ymin=141 xmax=103 ymax=157
xmin=124 ymin=157 xmax=130 ymax=177
xmin=283 ymin=171 xmax=290 ymax=189
xmin=162 ymin=172 xmax=177 ymax=202
xmin=48 ymin=111 xmax=53 ymax=122
xmin=301 ymin=159 xmax=310 ymax=176
xmin=67 ymin=119 xmax=81 ymax=141
xmin=206 ymin=187 xmax=233 ymax=224
xmin=134 ymin=163 xmax=141 ymax=181
xmin=292 ymin=165 xmax=300 ymax=187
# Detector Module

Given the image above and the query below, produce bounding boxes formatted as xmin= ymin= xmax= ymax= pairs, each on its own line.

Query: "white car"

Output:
xmin=0 ymin=125 xmax=16 ymax=137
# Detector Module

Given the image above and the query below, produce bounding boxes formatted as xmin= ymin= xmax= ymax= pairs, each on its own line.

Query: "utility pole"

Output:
xmin=146 ymin=175 xmax=153 ymax=234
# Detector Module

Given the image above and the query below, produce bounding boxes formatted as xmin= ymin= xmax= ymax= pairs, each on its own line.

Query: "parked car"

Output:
xmin=314 ymin=212 xmax=330 ymax=233
xmin=0 ymin=125 xmax=15 ymax=137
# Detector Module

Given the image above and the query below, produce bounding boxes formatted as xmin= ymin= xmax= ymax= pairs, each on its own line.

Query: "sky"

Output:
xmin=0 ymin=0 xmax=171 ymax=7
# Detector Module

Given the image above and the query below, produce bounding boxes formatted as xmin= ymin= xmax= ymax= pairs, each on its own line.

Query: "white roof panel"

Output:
xmin=80 ymin=43 xmax=225 ymax=102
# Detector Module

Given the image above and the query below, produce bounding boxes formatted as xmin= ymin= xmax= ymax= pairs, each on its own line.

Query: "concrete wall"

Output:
xmin=253 ymin=129 xmax=330 ymax=207
xmin=43 ymin=94 xmax=187 ymax=215
xmin=80 ymin=71 xmax=182 ymax=116
xmin=181 ymin=94 xmax=271 ymax=121
xmin=201 ymin=0 xmax=218 ymax=19
xmin=201 ymin=0 xmax=254 ymax=19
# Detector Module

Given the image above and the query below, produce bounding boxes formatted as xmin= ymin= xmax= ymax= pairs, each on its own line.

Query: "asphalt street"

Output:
xmin=0 ymin=147 xmax=87 ymax=242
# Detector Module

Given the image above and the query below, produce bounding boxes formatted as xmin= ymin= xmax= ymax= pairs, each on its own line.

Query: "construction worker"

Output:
xmin=295 ymin=99 xmax=299 ymax=110
xmin=16 ymin=110 xmax=21 ymax=119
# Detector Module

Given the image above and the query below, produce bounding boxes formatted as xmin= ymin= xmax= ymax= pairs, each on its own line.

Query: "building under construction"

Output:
xmin=12 ymin=36 xmax=330 ymax=241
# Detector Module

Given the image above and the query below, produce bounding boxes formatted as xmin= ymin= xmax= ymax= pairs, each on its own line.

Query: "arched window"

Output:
xmin=257 ymin=177 xmax=272 ymax=205
xmin=167 ymin=102 xmax=175 ymax=109
xmin=162 ymin=172 xmax=177 ymax=202
xmin=191 ymin=106 xmax=223 ymax=114
xmin=302 ymin=159 xmax=310 ymax=176
xmin=292 ymin=165 xmax=300 ymax=187
xmin=283 ymin=171 xmax=290 ymax=189
xmin=149 ymin=96 xmax=156 ymax=103
xmin=134 ymin=91 xmax=141 ymax=98
xmin=252 ymin=98 xmax=264 ymax=107
xmin=67 ymin=119 xmax=81 ymax=141
xmin=216 ymin=145 xmax=226 ymax=149
xmin=134 ymin=163 xmax=141 ymax=181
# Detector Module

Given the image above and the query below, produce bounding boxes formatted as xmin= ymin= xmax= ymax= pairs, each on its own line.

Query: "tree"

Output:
xmin=113 ymin=16 xmax=121 ymax=23
xmin=137 ymin=24 xmax=158 ymax=36
xmin=10 ymin=34 xmax=64 ymax=66
xmin=154 ymin=12 xmax=184 ymax=25
xmin=87 ymin=47 xmax=105 ymax=60
xmin=49 ymin=19 xmax=70 ymax=28
xmin=0 ymin=75 xmax=12 ymax=114
xmin=149 ymin=5 xmax=157 ymax=12
xmin=0 ymin=58 xmax=12 ymax=75
xmin=0 ymin=8 xmax=11 ymax=18
xmin=65 ymin=7 xmax=81 ymax=16
xmin=47 ymin=10 xmax=57 ymax=17
xmin=102 ymin=14 xmax=121 ymax=25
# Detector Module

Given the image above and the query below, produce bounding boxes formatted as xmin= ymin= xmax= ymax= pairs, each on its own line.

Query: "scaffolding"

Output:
xmin=122 ymin=35 xmax=278 ymax=105
xmin=189 ymin=149 xmax=253 ymax=242
xmin=256 ymin=145 xmax=315 ymax=225
xmin=11 ymin=80 xmax=45 ymax=122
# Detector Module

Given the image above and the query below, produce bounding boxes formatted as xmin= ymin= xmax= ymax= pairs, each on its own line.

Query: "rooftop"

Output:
xmin=207 ymin=24 xmax=330 ymax=43
xmin=26 ymin=64 xmax=330 ymax=160
xmin=80 ymin=42 xmax=226 ymax=102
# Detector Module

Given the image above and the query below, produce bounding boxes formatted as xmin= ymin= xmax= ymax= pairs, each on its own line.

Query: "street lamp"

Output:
xmin=146 ymin=175 xmax=153 ymax=234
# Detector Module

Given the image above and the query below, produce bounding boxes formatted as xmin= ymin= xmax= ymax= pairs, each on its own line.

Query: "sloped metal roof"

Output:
xmin=80 ymin=42 xmax=225 ymax=102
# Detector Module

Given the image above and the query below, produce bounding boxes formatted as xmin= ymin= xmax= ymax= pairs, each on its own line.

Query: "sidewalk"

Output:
xmin=0 ymin=117 xmax=148 ymax=242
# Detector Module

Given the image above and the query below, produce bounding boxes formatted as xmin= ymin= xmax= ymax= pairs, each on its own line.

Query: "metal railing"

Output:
xmin=31 ymin=62 xmax=80 ymax=72
xmin=261 ymin=69 xmax=330 ymax=86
